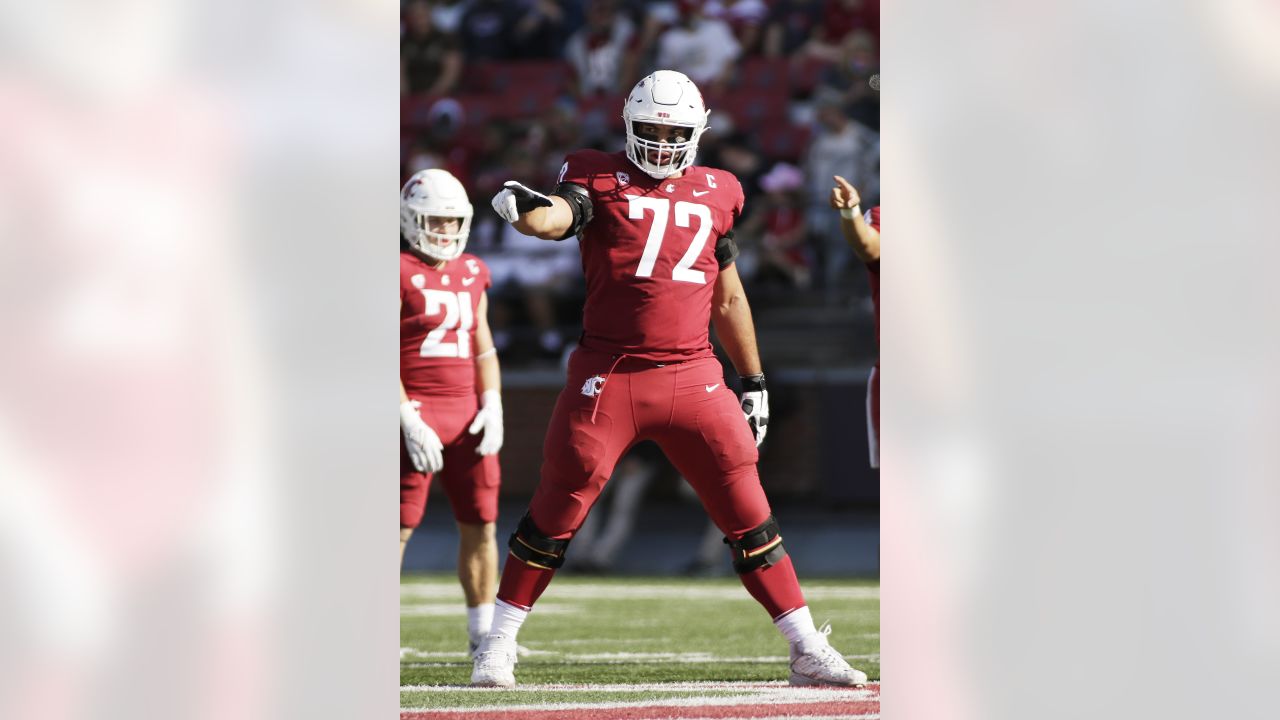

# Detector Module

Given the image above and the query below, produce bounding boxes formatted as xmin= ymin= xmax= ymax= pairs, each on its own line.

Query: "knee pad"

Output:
xmin=724 ymin=515 xmax=788 ymax=573
xmin=508 ymin=512 xmax=571 ymax=570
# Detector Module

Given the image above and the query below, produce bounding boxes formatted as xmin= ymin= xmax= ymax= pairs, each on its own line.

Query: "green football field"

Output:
xmin=400 ymin=572 xmax=880 ymax=716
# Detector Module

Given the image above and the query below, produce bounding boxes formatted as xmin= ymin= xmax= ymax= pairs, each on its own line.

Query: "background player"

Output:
xmin=472 ymin=70 xmax=867 ymax=689
xmin=830 ymin=175 xmax=880 ymax=467
xmin=399 ymin=169 xmax=506 ymax=654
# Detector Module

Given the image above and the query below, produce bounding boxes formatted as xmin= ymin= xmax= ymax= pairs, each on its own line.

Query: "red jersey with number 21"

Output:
xmin=400 ymin=250 xmax=491 ymax=397
xmin=559 ymin=150 xmax=745 ymax=362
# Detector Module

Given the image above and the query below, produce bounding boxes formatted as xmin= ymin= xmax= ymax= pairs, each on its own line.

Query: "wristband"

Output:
xmin=840 ymin=205 xmax=861 ymax=220
xmin=740 ymin=374 xmax=766 ymax=393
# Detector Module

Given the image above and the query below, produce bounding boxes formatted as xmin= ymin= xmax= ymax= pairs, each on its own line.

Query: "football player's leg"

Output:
xmin=498 ymin=395 xmax=630 ymax=610
xmin=400 ymin=438 xmax=430 ymax=569
xmin=659 ymin=372 xmax=806 ymax=618
xmin=440 ymin=441 xmax=501 ymax=650
xmin=662 ymin=385 xmax=866 ymax=686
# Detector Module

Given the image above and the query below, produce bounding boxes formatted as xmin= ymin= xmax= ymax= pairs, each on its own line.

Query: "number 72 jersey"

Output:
xmin=561 ymin=149 xmax=745 ymax=362
xmin=400 ymin=250 xmax=492 ymax=398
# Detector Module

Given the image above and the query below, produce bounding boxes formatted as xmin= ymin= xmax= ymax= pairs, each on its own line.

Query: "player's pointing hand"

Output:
xmin=492 ymin=181 xmax=553 ymax=224
xmin=829 ymin=175 xmax=861 ymax=211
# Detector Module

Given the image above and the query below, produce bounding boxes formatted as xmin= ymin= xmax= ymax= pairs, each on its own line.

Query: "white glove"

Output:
xmin=491 ymin=180 xmax=553 ymax=223
xmin=400 ymin=400 xmax=443 ymax=474
xmin=468 ymin=390 xmax=504 ymax=456
xmin=740 ymin=375 xmax=769 ymax=447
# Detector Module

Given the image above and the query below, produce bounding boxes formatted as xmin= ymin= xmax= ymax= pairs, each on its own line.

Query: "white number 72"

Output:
xmin=627 ymin=196 xmax=712 ymax=284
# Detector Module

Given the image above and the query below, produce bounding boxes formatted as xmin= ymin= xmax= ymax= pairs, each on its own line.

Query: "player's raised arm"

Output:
xmin=711 ymin=264 xmax=770 ymax=447
xmin=491 ymin=181 xmax=577 ymax=240
xmin=830 ymin=175 xmax=880 ymax=262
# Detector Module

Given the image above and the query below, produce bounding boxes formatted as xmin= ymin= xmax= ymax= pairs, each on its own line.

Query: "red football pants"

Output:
xmin=499 ymin=348 xmax=805 ymax=618
xmin=400 ymin=393 xmax=501 ymax=528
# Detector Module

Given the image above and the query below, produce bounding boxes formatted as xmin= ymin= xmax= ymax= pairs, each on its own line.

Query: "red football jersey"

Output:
xmin=864 ymin=206 xmax=880 ymax=346
xmin=400 ymin=250 xmax=492 ymax=397
xmin=559 ymin=150 xmax=745 ymax=362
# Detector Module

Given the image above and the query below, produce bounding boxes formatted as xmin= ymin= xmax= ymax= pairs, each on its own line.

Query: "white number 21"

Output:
xmin=626 ymin=196 xmax=712 ymax=284
xmin=419 ymin=289 xmax=473 ymax=358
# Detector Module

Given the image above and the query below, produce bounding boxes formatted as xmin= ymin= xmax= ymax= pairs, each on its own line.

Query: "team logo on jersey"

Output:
xmin=580 ymin=375 xmax=607 ymax=398
xmin=616 ymin=171 xmax=630 ymax=185
xmin=411 ymin=274 xmax=426 ymax=289
xmin=466 ymin=258 xmax=480 ymax=275
xmin=665 ymin=183 xmax=675 ymax=192
xmin=462 ymin=276 xmax=477 ymax=286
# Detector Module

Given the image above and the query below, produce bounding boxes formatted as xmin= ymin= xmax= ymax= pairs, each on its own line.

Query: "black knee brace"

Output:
xmin=508 ymin=512 xmax=570 ymax=570
xmin=724 ymin=515 xmax=788 ymax=573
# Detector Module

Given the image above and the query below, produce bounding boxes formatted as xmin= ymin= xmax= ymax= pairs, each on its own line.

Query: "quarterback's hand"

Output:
xmin=491 ymin=181 xmax=553 ymax=223
xmin=829 ymin=175 xmax=861 ymax=211
xmin=468 ymin=390 xmax=504 ymax=456
xmin=740 ymin=375 xmax=769 ymax=447
xmin=400 ymin=400 xmax=444 ymax=474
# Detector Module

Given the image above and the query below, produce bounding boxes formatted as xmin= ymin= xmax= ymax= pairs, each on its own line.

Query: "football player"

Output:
xmin=472 ymin=70 xmax=867 ymax=688
xmin=399 ymin=169 xmax=505 ymax=655
xmin=830 ymin=175 xmax=880 ymax=468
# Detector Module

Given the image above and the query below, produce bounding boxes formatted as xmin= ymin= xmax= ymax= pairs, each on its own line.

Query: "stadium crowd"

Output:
xmin=402 ymin=0 xmax=879 ymax=361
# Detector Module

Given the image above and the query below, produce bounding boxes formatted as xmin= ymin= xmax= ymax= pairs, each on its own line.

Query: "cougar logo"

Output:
xmin=580 ymin=375 xmax=607 ymax=398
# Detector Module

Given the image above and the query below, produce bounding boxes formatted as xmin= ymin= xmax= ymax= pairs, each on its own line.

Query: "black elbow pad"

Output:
xmin=552 ymin=182 xmax=593 ymax=240
xmin=715 ymin=230 xmax=740 ymax=269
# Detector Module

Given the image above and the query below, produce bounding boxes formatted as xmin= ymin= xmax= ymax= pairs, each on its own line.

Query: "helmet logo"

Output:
xmin=657 ymin=112 xmax=670 ymax=118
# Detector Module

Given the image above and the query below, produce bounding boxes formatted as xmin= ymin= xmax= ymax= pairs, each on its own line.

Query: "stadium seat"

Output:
xmin=715 ymin=89 xmax=791 ymax=129
xmin=738 ymin=58 xmax=792 ymax=93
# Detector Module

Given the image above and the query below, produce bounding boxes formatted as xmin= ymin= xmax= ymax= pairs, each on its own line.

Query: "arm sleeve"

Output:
xmin=551 ymin=182 xmax=593 ymax=240
xmin=715 ymin=230 xmax=740 ymax=269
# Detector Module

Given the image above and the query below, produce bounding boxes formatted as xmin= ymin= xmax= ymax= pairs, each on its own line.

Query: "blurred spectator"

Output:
xmin=763 ymin=0 xmax=825 ymax=58
xmin=431 ymin=0 xmax=474 ymax=34
xmin=715 ymin=0 xmax=771 ymax=57
xmin=566 ymin=0 xmax=639 ymax=96
xmin=738 ymin=162 xmax=813 ymax=289
xmin=800 ymin=0 xmax=880 ymax=64
xmin=654 ymin=0 xmax=741 ymax=93
xmin=805 ymin=92 xmax=878 ymax=298
xmin=706 ymin=131 xmax=765 ymax=207
xmin=510 ymin=0 xmax=585 ymax=59
xmin=815 ymin=30 xmax=880 ymax=130
xmin=459 ymin=0 xmax=515 ymax=59
xmin=401 ymin=0 xmax=463 ymax=96
xmin=484 ymin=145 xmax=582 ymax=356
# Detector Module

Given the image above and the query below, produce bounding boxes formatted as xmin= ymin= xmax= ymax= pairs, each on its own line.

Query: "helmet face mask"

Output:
xmin=622 ymin=70 xmax=709 ymax=179
xmin=400 ymin=169 xmax=473 ymax=262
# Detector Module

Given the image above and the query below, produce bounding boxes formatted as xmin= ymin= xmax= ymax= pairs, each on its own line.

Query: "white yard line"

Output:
xmin=402 ymin=681 xmax=878 ymax=692
xmin=400 ymin=685 xmax=878 ymax=713
xmin=400 ymin=650 xmax=879 ymax=663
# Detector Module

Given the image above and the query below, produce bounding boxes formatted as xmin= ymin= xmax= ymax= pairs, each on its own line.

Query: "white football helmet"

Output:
xmin=622 ymin=70 xmax=710 ymax=179
xmin=400 ymin=168 xmax=473 ymax=262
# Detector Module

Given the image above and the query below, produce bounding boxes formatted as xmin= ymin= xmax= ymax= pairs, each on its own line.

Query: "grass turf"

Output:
xmin=400 ymin=573 xmax=879 ymax=709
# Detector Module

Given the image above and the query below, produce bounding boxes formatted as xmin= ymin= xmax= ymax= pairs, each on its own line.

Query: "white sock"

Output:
xmin=774 ymin=606 xmax=823 ymax=650
xmin=488 ymin=599 xmax=530 ymax=644
xmin=467 ymin=603 xmax=495 ymax=642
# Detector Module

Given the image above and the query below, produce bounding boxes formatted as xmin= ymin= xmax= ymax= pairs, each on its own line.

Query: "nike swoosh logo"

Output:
xmin=705 ymin=383 xmax=720 ymax=392
xmin=462 ymin=277 xmax=477 ymax=286
xmin=692 ymin=190 xmax=710 ymax=197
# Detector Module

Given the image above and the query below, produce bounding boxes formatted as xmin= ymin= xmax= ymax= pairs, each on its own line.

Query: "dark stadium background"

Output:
xmin=401 ymin=0 xmax=879 ymax=575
